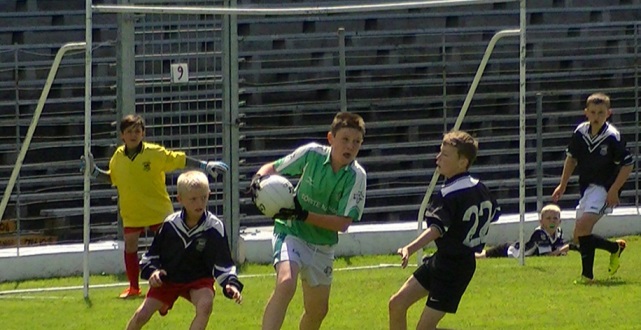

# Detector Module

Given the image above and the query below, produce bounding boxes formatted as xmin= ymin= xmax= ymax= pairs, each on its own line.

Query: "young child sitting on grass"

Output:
xmin=476 ymin=203 xmax=579 ymax=259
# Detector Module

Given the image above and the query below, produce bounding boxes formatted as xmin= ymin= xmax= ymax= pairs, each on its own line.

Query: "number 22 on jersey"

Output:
xmin=462 ymin=200 xmax=497 ymax=247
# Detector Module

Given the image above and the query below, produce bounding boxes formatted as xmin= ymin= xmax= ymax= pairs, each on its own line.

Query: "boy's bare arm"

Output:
xmin=397 ymin=226 xmax=441 ymax=268
xmin=558 ymin=156 xmax=577 ymax=188
xmin=550 ymin=244 xmax=570 ymax=256
xmin=92 ymin=167 xmax=111 ymax=184
xmin=552 ymin=156 xmax=577 ymax=202
xmin=609 ymin=164 xmax=633 ymax=193
xmin=254 ymin=162 xmax=276 ymax=177
xmin=404 ymin=225 xmax=441 ymax=256
xmin=606 ymin=164 xmax=633 ymax=206
xmin=304 ymin=213 xmax=352 ymax=232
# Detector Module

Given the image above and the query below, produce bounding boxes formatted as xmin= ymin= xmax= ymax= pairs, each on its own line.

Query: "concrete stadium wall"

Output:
xmin=240 ymin=207 xmax=641 ymax=263
xmin=1 ymin=208 xmax=640 ymax=282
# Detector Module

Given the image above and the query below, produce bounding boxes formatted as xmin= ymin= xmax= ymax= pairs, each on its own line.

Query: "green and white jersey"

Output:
xmin=273 ymin=142 xmax=366 ymax=246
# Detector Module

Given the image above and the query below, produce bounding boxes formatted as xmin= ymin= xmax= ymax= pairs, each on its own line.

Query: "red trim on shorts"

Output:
xmin=147 ymin=278 xmax=215 ymax=311
xmin=124 ymin=223 xmax=162 ymax=234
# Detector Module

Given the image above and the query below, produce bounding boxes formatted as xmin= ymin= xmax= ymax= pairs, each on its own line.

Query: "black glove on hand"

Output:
xmin=248 ymin=174 xmax=267 ymax=201
xmin=273 ymin=195 xmax=309 ymax=222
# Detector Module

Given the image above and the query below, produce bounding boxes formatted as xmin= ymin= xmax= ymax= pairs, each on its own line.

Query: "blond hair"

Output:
xmin=177 ymin=170 xmax=210 ymax=196
xmin=540 ymin=204 xmax=561 ymax=218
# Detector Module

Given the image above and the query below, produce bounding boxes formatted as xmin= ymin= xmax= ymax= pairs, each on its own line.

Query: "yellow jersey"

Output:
xmin=108 ymin=142 xmax=186 ymax=227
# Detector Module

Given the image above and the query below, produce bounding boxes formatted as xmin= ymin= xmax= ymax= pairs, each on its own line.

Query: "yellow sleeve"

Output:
xmin=160 ymin=147 xmax=187 ymax=172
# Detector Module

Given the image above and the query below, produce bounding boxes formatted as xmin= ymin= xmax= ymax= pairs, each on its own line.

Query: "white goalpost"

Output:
xmin=415 ymin=25 xmax=526 ymax=266
xmin=64 ymin=0 xmax=529 ymax=299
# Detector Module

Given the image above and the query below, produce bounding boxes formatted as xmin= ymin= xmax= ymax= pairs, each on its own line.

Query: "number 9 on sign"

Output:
xmin=171 ymin=63 xmax=189 ymax=84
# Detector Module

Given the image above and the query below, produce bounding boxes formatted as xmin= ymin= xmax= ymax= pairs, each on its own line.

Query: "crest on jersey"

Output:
xmin=352 ymin=191 xmax=364 ymax=204
xmin=142 ymin=161 xmax=151 ymax=171
xmin=600 ymin=145 xmax=608 ymax=156
xmin=195 ymin=238 xmax=207 ymax=251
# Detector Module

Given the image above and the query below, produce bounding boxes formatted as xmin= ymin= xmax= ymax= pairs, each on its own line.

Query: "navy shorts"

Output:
xmin=412 ymin=252 xmax=476 ymax=313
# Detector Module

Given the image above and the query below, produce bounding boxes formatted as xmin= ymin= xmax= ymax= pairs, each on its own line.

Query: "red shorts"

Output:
xmin=147 ymin=278 xmax=215 ymax=311
xmin=124 ymin=223 xmax=162 ymax=235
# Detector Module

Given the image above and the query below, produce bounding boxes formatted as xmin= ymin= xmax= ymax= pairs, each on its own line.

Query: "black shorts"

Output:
xmin=485 ymin=243 xmax=511 ymax=258
xmin=412 ymin=252 xmax=476 ymax=313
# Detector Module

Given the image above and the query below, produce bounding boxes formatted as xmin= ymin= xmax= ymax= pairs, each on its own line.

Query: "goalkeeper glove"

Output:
xmin=273 ymin=195 xmax=309 ymax=222
xmin=79 ymin=153 xmax=99 ymax=179
xmin=248 ymin=173 xmax=267 ymax=201
xmin=201 ymin=160 xmax=229 ymax=178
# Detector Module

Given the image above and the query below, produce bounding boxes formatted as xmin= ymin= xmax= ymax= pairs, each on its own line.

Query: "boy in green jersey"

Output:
xmin=251 ymin=112 xmax=367 ymax=330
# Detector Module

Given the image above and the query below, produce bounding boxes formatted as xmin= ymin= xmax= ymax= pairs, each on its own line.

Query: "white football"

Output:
xmin=253 ymin=175 xmax=295 ymax=218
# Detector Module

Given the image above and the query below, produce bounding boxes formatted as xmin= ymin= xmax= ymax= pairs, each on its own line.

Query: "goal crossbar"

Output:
xmin=93 ymin=0 xmax=518 ymax=16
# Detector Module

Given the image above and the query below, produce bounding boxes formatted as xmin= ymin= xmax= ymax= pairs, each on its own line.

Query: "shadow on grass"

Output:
xmin=527 ymin=266 xmax=550 ymax=273
xmin=237 ymin=262 xmax=249 ymax=273
xmin=341 ymin=256 xmax=354 ymax=266
xmin=588 ymin=277 xmax=628 ymax=287
xmin=84 ymin=296 xmax=93 ymax=307
xmin=110 ymin=273 xmax=127 ymax=282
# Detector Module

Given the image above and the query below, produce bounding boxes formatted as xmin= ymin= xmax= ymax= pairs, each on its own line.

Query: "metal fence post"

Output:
xmin=536 ymin=93 xmax=543 ymax=212
xmin=338 ymin=27 xmax=346 ymax=112
xmin=115 ymin=0 xmax=135 ymax=242
xmin=635 ymin=23 xmax=639 ymax=212
xmin=223 ymin=0 xmax=241 ymax=261
xmin=13 ymin=47 xmax=21 ymax=255
xmin=117 ymin=0 xmax=135 ymax=118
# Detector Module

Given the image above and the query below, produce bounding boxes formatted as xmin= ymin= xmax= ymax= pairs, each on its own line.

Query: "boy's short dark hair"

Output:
xmin=443 ymin=130 xmax=478 ymax=169
xmin=120 ymin=114 xmax=145 ymax=133
xmin=586 ymin=93 xmax=610 ymax=108
xmin=331 ymin=112 xmax=365 ymax=137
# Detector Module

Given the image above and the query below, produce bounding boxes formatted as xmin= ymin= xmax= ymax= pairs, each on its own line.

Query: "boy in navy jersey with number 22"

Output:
xmin=389 ymin=130 xmax=501 ymax=330
xmin=552 ymin=93 xmax=633 ymax=284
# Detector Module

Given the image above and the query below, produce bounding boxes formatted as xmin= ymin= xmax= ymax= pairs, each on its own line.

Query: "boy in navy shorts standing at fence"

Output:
xmin=552 ymin=92 xmax=633 ymax=284
xmin=388 ymin=130 xmax=501 ymax=330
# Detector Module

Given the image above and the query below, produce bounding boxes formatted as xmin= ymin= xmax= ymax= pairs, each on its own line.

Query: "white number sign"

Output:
xmin=170 ymin=63 xmax=189 ymax=84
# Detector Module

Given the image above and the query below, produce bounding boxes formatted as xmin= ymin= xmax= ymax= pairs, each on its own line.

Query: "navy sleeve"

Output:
xmin=139 ymin=223 xmax=167 ymax=280
xmin=521 ymin=229 xmax=540 ymax=257
xmin=566 ymin=130 xmax=581 ymax=159
xmin=205 ymin=229 xmax=244 ymax=298
xmin=611 ymin=134 xmax=634 ymax=167
xmin=491 ymin=197 xmax=502 ymax=222
xmin=423 ymin=193 xmax=449 ymax=234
